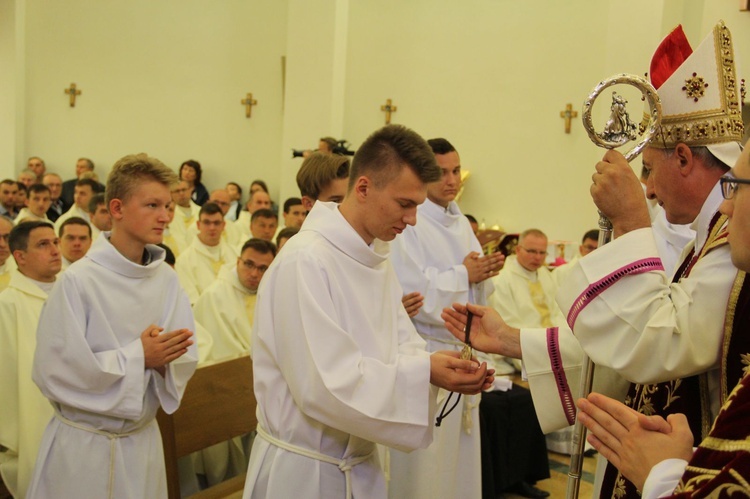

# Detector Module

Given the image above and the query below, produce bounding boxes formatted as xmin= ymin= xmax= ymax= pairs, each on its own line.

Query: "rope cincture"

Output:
xmin=255 ymin=424 xmax=375 ymax=499
xmin=54 ymin=409 xmax=150 ymax=499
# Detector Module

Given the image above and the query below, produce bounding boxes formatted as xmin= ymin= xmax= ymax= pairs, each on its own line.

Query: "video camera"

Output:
xmin=292 ymin=140 xmax=355 ymax=158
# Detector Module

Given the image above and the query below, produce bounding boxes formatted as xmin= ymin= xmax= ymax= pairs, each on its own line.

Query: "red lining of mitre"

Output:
xmin=649 ymin=25 xmax=693 ymax=90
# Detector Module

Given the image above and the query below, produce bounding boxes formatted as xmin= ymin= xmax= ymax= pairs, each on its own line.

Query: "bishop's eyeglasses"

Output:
xmin=720 ymin=175 xmax=750 ymax=200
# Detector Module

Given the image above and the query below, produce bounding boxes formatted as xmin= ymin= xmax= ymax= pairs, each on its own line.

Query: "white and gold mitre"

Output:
xmin=647 ymin=21 xmax=744 ymax=165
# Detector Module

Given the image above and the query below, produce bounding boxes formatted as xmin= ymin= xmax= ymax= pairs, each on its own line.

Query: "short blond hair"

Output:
xmin=106 ymin=154 xmax=178 ymax=205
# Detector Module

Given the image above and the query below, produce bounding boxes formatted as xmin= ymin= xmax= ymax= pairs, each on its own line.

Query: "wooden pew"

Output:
xmin=157 ymin=355 xmax=257 ymax=499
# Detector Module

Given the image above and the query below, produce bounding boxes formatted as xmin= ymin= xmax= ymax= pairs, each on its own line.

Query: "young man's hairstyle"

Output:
xmin=16 ymin=182 xmax=28 ymax=195
xmin=227 ymin=181 xmax=242 ymax=196
xmin=251 ymin=208 xmax=278 ymax=223
xmin=106 ymin=154 xmax=178 ymax=205
xmin=59 ymin=216 xmax=92 ymax=238
xmin=76 ymin=177 xmax=102 ymax=193
xmin=180 ymin=160 xmax=203 ymax=183
xmin=349 ymin=125 xmax=440 ymax=190
xmin=582 ymin=229 xmax=599 ymax=243
xmin=276 ymin=227 xmax=299 ymax=247
xmin=88 ymin=193 xmax=107 ymax=214
xmin=9 ymin=220 xmax=55 ymax=253
xmin=28 ymin=184 xmax=51 ymax=196
xmin=78 ymin=158 xmax=95 ymax=171
xmin=283 ymin=197 xmax=303 ymax=214
xmin=295 ymin=153 xmax=350 ymax=199
xmin=427 ymin=138 xmax=457 ymax=155
xmin=1 ymin=178 xmax=15 ymax=187
xmin=198 ymin=202 xmax=223 ymax=218
xmin=241 ymin=237 xmax=277 ymax=257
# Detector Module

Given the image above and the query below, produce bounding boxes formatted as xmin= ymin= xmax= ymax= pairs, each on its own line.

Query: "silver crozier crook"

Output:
xmin=566 ymin=74 xmax=661 ymax=499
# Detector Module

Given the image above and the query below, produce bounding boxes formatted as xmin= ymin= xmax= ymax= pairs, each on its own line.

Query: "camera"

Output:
xmin=292 ymin=140 xmax=355 ymax=158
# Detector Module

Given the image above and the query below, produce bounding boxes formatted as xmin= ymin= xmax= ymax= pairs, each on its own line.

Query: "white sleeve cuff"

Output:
xmin=641 ymin=458 xmax=689 ymax=498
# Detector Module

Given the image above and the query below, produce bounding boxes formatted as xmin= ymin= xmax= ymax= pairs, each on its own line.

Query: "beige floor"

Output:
xmin=224 ymin=451 xmax=597 ymax=499
xmin=503 ymin=450 xmax=597 ymax=499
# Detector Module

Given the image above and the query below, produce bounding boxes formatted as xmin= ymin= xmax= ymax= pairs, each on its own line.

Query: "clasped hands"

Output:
xmin=141 ymin=324 xmax=194 ymax=377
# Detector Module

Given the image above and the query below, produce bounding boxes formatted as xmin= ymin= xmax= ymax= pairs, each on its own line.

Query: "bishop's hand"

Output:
xmin=442 ymin=302 xmax=522 ymax=359
xmin=591 ymin=149 xmax=651 ymax=237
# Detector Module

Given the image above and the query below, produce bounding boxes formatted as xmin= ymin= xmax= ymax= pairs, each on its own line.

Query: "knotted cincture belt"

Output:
xmin=54 ymin=408 xmax=151 ymax=499
xmin=255 ymin=424 xmax=376 ymax=499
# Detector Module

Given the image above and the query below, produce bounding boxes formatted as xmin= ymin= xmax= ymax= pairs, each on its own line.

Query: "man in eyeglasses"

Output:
xmin=189 ymin=237 xmax=277 ymax=487
xmin=488 ymin=229 xmax=560 ymax=338
xmin=574 ymin=139 xmax=750 ymax=497
xmin=187 ymin=189 xmax=244 ymax=248
xmin=194 ymin=237 xmax=275 ymax=361
xmin=442 ymin=22 xmax=747 ymax=499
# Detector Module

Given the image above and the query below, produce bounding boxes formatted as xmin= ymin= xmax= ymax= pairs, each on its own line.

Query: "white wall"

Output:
xmin=21 ymin=0 xmax=288 ymax=203
xmin=0 ymin=0 xmax=24 ymax=181
xmin=6 ymin=0 xmax=749 ymax=241
xmin=341 ymin=0 xmax=749 ymax=241
xmin=342 ymin=0 xmax=658 ymax=240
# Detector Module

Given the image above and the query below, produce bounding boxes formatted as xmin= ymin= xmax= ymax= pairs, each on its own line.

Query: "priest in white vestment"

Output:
xmin=191 ymin=238 xmax=275 ymax=486
xmin=194 ymin=238 xmax=275 ymax=361
xmin=27 ymin=154 xmax=197 ymax=499
xmin=87 ymin=193 xmax=112 ymax=242
xmin=176 ymin=202 xmax=238 ymax=305
xmin=0 ymin=221 xmax=61 ymax=499
xmin=0 ymin=216 xmax=15 ymax=291
xmin=53 ymin=177 xmax=97 ymax=233
xmin=14 ymin=185 xmax=52 ymax=226
xmin=389 ymin=138 xmax=503 ymax=499
xmin=188 ymin=189 xmax=244 ymax=248
xmin=488 ymin=229 xmax=582 ymax=458
xmin=170 ymin=180 xmax=201 ymax=248
xmin=235 ymin=190 xmax=272 ymax=240
xmin=58 ymin=216 xmax=92 ymax=271
xmin=244 ymin=125 xmax=493 ymax=499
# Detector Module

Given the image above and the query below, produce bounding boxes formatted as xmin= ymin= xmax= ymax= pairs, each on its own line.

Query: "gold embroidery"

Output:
xmin=683 ymin=72 xmax=709 ymax=102
xmin=664 ymin=378 xmax=683 ymax=409
xmin=722 ymin=269 xmax=745 ymax=401
xmin=612 ymin=474 xmax=626 ymax=498
xmin=631 ymin=383 xmax=659 ymax=415
xmin=649 ymin=22 xmax=744 ymax=149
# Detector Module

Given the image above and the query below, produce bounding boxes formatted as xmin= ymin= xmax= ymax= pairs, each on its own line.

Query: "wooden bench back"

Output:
xmin=158 ymin=355 xmax=257 ymax=498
